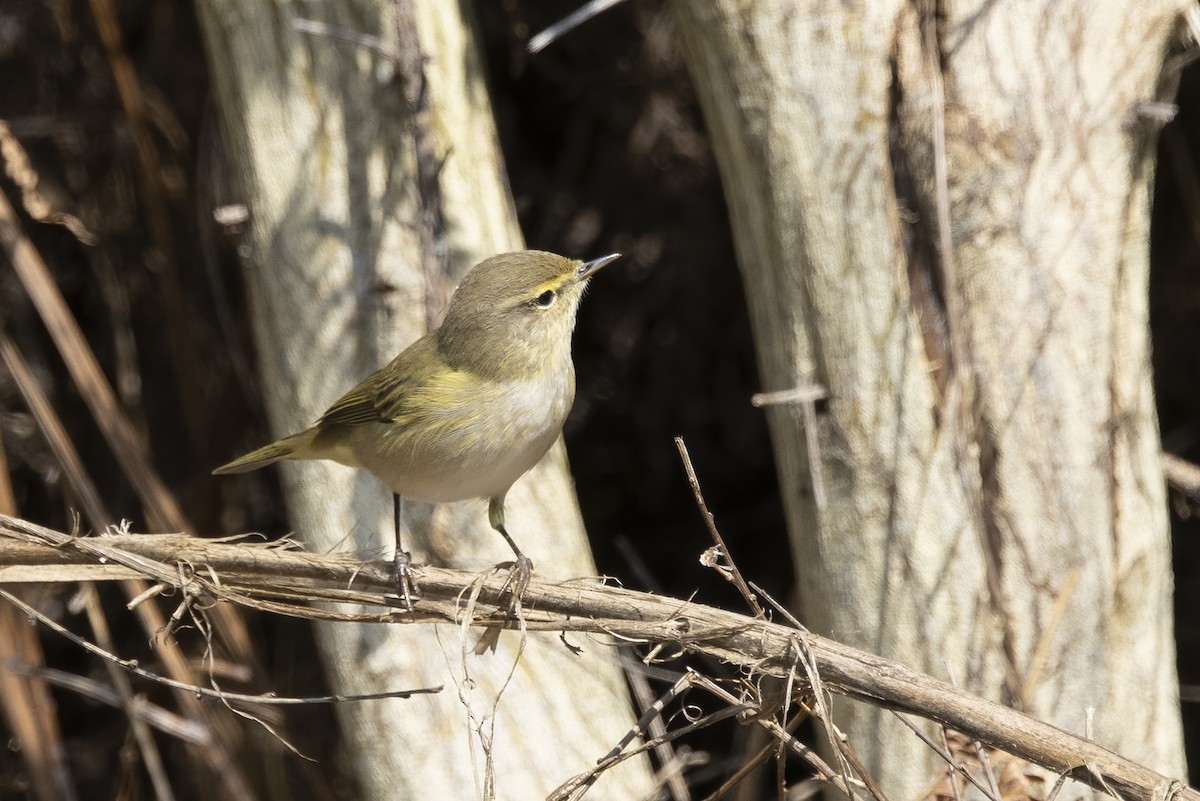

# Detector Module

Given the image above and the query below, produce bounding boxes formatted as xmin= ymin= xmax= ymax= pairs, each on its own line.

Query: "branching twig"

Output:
xmin=9 ymin=662 xmax=211 ymax=745
xmin=675 ymin=437 xmax=764 ymax=618
xmin=0 ymin=589 xmax=441 ymax=706
xmin=555 ymin=673 xmax=689 ymax=800
xmin=552 ymin=693 xmax=748 ymax=801
xmin=690 ymin=672 xmax=855 ymax=796
xmin=620 ymin=651 xmax=694 ymax=801
xmin=892 ymin=711 xmax=1003 ymax=801
xmin=0 ymin=514 xmax=1195 ymax=801
xmin=698 ymin=710 xmax=805 ymax=801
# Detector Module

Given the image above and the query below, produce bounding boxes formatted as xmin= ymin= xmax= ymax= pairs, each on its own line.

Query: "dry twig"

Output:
xmin=527 ymin=0 xmax=627 ymax=54
xmin=0 ymin=514 xmax=1193 ymax=801
xmin=675 ymin=437 xmax=764 ymax=618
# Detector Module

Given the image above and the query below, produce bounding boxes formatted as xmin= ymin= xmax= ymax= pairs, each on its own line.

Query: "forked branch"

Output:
xmin=0 ymin=513 xmax=1193 ymax=801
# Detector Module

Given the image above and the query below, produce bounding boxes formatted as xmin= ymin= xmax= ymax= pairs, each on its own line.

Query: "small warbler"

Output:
xmin=214 ymin=250 xmax=620 ymax=604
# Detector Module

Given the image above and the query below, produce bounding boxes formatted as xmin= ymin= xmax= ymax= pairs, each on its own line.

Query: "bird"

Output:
xmin=214 ymin=250 xmax=621 ymax=607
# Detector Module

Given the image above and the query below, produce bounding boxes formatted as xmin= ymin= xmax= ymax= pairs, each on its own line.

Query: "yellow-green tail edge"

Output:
xmin=212 ymin=429 xmax=316 ymax=475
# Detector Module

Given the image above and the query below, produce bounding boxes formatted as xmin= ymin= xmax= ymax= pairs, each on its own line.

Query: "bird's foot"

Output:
xmin=472 ymin=555 xmax=534 ymax=654
xmin=499 ymin=554 xmax=534 ymax=617
xmin=394 ymin=550 xmax=421 ymax=612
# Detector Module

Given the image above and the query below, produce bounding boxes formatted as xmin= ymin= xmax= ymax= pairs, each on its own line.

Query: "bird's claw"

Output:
xmin=499 ymin=554 xmax=534 ymax=617
xmin=394 ymin=550 xmax=421 ymax=612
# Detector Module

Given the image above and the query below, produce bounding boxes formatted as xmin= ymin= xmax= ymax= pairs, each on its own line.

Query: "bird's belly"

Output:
xmin=347 ymin=377 xmax=570 ymax=503
xmin=365 ymin=431 xmax=558 ymax=502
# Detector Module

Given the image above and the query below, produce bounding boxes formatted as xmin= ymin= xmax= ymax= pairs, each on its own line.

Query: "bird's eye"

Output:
xmin=533 ymin=290 xmax=556 ymax=307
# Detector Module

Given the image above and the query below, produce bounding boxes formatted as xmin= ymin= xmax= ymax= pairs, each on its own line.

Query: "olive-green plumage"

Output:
xmin=214 ymin=250 xmax=619 ymax=568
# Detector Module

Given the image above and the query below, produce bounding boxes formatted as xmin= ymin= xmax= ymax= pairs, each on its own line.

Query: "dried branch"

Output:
xmin=0 ymin=513 xmax=1194 ymax=801
xmin=620 ymin=651 xmax=693 ymax=801
xmin=527 ymin=0 xmax=627 ymax=54
xmin=1162 ymin=453 xmax=1200 ymax=501
xmin=750 ymin=383 xmax=829 ymax=510
xmin=8 ymin=663 xmax=212 ymax=745
xmin=675 ymin=437 xmax=764 ymax=618
xmin=0 ymin=589 xmax=441 ymax=707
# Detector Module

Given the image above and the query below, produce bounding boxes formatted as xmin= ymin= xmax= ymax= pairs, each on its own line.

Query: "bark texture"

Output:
xmin=671 ymin=1 xmax=1186 ymax=796
xmin=193 ymin=1 xmax=652 ymax=798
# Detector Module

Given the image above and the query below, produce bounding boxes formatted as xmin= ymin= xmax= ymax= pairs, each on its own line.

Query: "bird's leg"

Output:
xmin=393 ymin=493 xmax=419 ymax=610
xmin=488 ymin=496 xmax=533 ymax=611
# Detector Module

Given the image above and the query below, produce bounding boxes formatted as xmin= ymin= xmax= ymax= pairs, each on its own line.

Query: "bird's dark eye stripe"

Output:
xmin=534 ymin=290 xmax=555 ymax=307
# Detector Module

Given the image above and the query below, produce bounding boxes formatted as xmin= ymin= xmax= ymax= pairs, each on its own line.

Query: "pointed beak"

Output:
xmin=578 ymin=253 xmax=621 ymax=281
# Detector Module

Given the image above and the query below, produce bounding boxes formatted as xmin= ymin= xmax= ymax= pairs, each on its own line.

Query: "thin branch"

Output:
xmin=78 ymin=582 xmax=177 ymax=801
xmin=940 ymin=724 xmax=964 ymax=801
xmin=812 ymin=709 xmax=888 ymax=801
xmin=552 ymin=699 xmax=749 ymax=801
xmin=9 ymin=663 xmax=211 ymax=745
xmin=620 ymin=651 xmax=694 ymax=801
xmin=0 ymin=514 xmax=1195 ymax=801
xmin=691 ymin=673 xmax=855 ymax=796
xmin=0 ymin=589 xmax=442 ymax=706
xmin=674 ymin=437 xmax=764 ymax=618
xmin=750 ymin=384 xmax=828 ymax=511
xmin=974 ymin=740 xmax=1003 ymax=801
xmin=527 ymin=0 xmax=627 ymax=54
xmin=891 ymin=711 xmax=1002 ymax=801
xmin=0 ymin=121 xmax=96 ymax=244
xmin=1162 ymin=453 xmax=1200 ymax=501
xmin=291 ymin=19 xmax=399 ymax=60
xmin=698 ymin=710 xmax=805 ymax=801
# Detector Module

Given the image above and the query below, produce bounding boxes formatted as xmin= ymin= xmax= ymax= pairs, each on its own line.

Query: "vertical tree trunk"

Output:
xmin=672 ymin=0 xmax=1186 ymax=796
xmin=194 ymin=1 xmax=652 ymax=798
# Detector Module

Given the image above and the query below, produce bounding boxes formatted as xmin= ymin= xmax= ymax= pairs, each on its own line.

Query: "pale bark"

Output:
xmin=192 ymin=1 xmax=652 ymax=798
xmin=672 ymin=1 xmax=1186 ymax=797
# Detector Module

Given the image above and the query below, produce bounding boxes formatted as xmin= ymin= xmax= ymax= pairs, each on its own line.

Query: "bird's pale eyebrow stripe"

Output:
xmin=531 ymin=276 xmax=570 ymax=296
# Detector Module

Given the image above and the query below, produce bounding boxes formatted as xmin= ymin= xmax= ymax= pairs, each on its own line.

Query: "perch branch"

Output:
xmin=0 ymin=513 xmax=1193 ymax=801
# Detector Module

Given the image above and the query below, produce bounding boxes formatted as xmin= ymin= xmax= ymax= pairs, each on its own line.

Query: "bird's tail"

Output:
xmin=212 ymin=428 xmax=319 ymax=475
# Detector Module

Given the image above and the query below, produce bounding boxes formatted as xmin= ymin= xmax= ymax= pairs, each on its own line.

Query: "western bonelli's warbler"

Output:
xmin=214 ymin=250 xmax=620 ymax=603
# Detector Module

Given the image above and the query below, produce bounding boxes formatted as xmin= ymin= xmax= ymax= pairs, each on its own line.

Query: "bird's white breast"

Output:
xmin=351 ymin=369 xmax=574 ymax=504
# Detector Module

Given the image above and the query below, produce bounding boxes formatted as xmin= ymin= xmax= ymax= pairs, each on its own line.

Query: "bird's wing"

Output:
xmin=317 ymin=334 xmax=452 ymax=427
xmin=317 ymin=369 xmax=394 ymax=426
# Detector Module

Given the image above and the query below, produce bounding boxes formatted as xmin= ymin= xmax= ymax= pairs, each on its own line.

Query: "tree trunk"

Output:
xmin=193 ymin=1 xmax=652 ymax=798
xmin=672 ymin=0 xmax=1186 ymax=797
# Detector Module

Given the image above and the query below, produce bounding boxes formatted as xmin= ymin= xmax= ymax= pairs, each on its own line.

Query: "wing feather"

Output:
xmin=317 ymin=334 xmax=441 ymax=427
